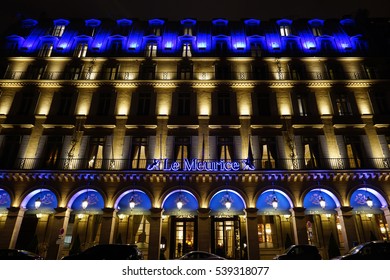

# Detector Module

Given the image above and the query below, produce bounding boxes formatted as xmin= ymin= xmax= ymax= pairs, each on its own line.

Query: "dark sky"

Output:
xmin=2 ymin=0 xmax=390 ymax=25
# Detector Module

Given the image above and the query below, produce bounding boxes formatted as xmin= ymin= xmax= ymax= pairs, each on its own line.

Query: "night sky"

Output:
xmin=2 ymin=0 xmax=390 ymax=22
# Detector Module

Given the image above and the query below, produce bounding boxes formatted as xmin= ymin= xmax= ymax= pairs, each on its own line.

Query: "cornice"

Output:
xmin=0 ymin=170 xmax=389 ymax=184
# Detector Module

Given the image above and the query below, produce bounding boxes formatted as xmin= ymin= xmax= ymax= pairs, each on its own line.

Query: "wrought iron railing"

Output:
xmin=2 ymin=71 xmax=388 ymax=81
xmin=6 ymin=157 xmax=390 ymax=171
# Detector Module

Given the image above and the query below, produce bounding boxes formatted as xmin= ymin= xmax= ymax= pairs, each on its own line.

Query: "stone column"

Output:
xmin=239 ymin=116 xmax=251 ymax=159
xmin=99 ymin=207 xmax=117 ymax=244
xmin=45 ymin=207 xmax=71 ymax=260
xmin=148 ymin=208 xmax=163 ymax=260
xmin=382 ymin=207 xmax=390 ymax=238
xmin=0 ymin=207 xmax=26 ymax=249
xmin=245 ymin=208 xmax=259 ymax=260
xmin=197 ymin=208 xmax=211 ymax=252
xmin=291 ymin=207 xmax=308 ymax=244
xmin=155 ymin=116 xmax=169 ymax=159
xmin=336 ymin=207 xmax=359 ymax=250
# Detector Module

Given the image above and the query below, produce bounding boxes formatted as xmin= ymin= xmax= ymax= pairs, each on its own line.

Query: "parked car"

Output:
xmin=333 ymin=241 xmax=390 ymax=260
xmin=179 ymin=251 xmax=226 ymax=260
xmin=62 ymin=244 xmax=143 ymax=260
xmin=0 ymin=249 xmax=43 ymax=260
xmin=273 ymin=244 xmax=322 ymax=260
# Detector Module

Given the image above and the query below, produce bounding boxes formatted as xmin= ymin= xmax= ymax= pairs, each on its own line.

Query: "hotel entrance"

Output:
xmin=212 ymin=216 xmax=241 ymax=259
xmin=170 ymin=216 xmax=197 ymax=259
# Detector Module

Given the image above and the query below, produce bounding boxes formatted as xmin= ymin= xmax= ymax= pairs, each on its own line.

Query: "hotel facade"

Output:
xmin=0 ymin=16 xmax=389 ymax=260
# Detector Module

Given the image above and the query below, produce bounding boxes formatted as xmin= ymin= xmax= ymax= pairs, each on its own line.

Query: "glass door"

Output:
xmin=212 ymin=216 xmax=241 ymax=259
xmin=170 ymin=216 xmax=197 ymax=259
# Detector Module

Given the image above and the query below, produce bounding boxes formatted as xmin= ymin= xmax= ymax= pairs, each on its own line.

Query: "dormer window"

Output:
xmin=183 ymin=27 xmax=192 ymax=36
xmin=52 ymin=19 xmax=69 ymax=37
xmin=182 ymin=43 xmax=192 ymax=57
xmin=280 ymin=25 xmax=291 ymax=36
xmin=52 ymin=25 xmax=65 ymax=37
xmin=312 ymin=26 xmax=322 ymax=36
xmin=74 ymin=43 xmax=88 ymax=58
xmin=38 ymin=43 xmax=53 ymax=57
xmin=308 ymin=19 xmax=324 ymax=37
xmin=180 ymin=19 xmax=196 ymax=36
xmin=146 ymin=42 xmax=157 ymax=57
xmin=277 ymin=19 xmax=293 ymax=37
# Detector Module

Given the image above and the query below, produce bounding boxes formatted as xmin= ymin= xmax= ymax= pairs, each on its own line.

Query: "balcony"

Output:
xmin=2 ymin=70 xmax=389 ymax=81
xmin=6 ymin=157 xmax=390 ymax=171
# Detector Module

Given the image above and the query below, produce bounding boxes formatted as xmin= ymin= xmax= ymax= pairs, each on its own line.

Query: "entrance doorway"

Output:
xmin=170 ymin=216 xmax=197 ymax=259
xmin=212 ymin=216 xmax=241 ymax=259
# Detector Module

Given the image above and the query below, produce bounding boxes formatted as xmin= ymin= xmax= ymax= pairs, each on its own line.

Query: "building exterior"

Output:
xmin=0 ymin=16 xmax=389 ymax=260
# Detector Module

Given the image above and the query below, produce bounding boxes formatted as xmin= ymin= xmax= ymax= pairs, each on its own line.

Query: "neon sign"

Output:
xmin=147 ymin=158 xmax=255 ymax=171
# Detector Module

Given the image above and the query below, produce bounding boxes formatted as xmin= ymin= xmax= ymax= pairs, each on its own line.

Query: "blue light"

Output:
xmin=0 ymin=189 xmax=11 ymax=209
xmin=209 ymin=189 xmax=245 ymax=215
xmin=116 ymin=190 xmax=152 ymax=215
xmin=7 ymin=18 xmax=365 ymax=56
xmin=162 ymin=190 xmax=198 ymax=215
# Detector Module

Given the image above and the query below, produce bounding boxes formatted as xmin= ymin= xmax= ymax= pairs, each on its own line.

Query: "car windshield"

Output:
xmin=283 ymin=246 xmax=294 ymax=254
xmin=348 ymin=244 xmax=364 ymax=254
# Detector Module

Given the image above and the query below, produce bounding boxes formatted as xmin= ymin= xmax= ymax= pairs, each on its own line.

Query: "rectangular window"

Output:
xmin=38 ymin=43 xmax=53 ymax=57
xmin=217 ymin=92 xmax=231 ymax=115
xmin=259 ymin=137 xmax=277 ymax=169
xmin=302 ymin=137 xmax=320 ymax=169
xmin=66 ymin=65 xmax=82 ymax=80
xmin=57 ymin=92 xmax=74 ymax=115
xmin=137 ymin=92 xmax=151 ymax=115
xmin=131 ymin=137 xmax=147 ymax=169
xmin=0 ymin=135 xmax=21 ymax=169
xmin=110 ymin=40 xmax=123 ymax=55
xmin=177 ymin=92 xmax=190 ymax=116
xmin=146 ymin=43 xmax=157 ymax=57
xmin=103 ymin=66 xmax=119 ymax=80
xmin=218 ymin=137 xmax=233 ymax=161
xmin=257 ymin=93 xmax=271 ymax=116
xmin=52 ymin=25 xmax=65 ymax=37
xmin=87 ymin=137 xmax=105 ymax=169
xmin=296 ymin=93 xmax=308 ymax=116
xmin=250 ymin=42 xmax=262 ymax=57
xmin=311 ymin=26 xmax=322 ymax=36
xmin=280 ymin=25 xmax=291 ymax=36
xmin=175 ymin=137 xmax=191 ymax=168
xmin=335 ymin=94 xmax=352 ymax=116
xmin=18 ymin=92 xmax=35 ymax=115
xmin=182 ymin=43 xmax=192 ymax=57
xmin=97 ymin=92 xmax=112 ymax=116
xmin=183 ymin=27 xmax=192 ymax=36
xmin=344 ymin=136 xmax=364 ymax=168
xmin=74 ymin=43 xmax=88 ymax=58
xmin=42 ymin=136 xmax=63 ymax=168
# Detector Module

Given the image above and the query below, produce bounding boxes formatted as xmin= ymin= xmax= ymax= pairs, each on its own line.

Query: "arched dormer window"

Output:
xmin=84 ymin=19 xmax=101 ymax=37
xmin=149 ymin=19 xmax=165 ymax=36
xmin=180 ymin=18 xmax=196 ymax=36
xmin=308 ymin=19 xmax=324 ymax=37
xmin=212 ymin=18 xmax=229 ymax=36
xmin=276 ymin=19 xmax=293 ymax=37
xmin=244 ymin=18 xmax=261 ymax=36
xmin=115 ymin=19 xmax=133 ymax=36
xmin=52 ymin=19 xmax=69 ymax=37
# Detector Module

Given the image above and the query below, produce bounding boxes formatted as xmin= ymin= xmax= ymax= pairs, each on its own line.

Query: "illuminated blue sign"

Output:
xmin=147 ymin=158 xmax=255 ymax=171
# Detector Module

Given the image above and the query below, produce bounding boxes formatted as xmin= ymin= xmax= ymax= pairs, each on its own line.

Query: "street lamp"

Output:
xmin=319 ymin=196 xmax=326 ymax=209
xmin=34 ymin=197 xmax=42 ymax=210
xmin=366 ymin=196 xmax=373 ymax=208
xmin=272 ymin=196 xmax=278 ymax=210
xmin=129 ymin=197 xmax=136 ymax=210
xmin=225 ymin=197 xmax=232 ymax=210
xmin=82 ymin=196 xmax=88 ymax=210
